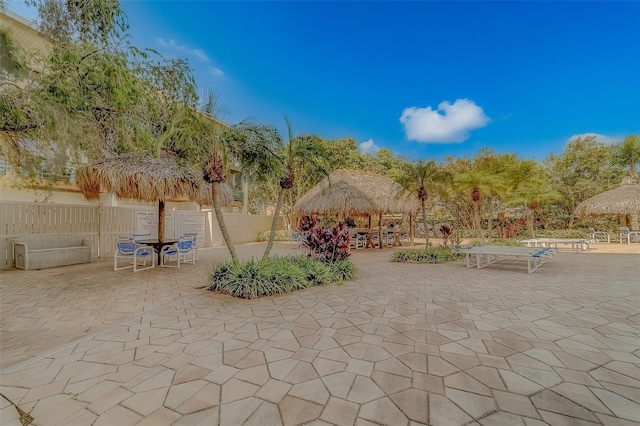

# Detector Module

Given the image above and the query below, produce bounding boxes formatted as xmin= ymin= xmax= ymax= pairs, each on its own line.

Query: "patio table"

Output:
xmin=137 ymin=239 xmax=179 ymax=265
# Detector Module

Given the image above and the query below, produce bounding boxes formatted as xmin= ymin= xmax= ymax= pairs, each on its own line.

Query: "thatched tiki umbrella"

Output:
xmin=575 ymin=172 xmax=640 ymax=228
xmin=77 ymin=151 xmax=231 ymax=241
xmin=294 ymin=169 xmax=420 ymax=248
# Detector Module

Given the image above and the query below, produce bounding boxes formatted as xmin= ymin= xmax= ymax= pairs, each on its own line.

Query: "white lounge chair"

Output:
xmin=589 ymin=227 xmax=610 ymax=243
xmin=619 ymin=227 xmax=640 ymax=244
xmin=520 ymin=238 xmax=590 ymax=253
xmin=454 ymin=245 xmax=556 ymax=273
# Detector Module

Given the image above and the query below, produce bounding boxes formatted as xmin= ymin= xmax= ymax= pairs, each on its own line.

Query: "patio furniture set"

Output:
xmin=114 ymin=233 xmax=198 ymax=272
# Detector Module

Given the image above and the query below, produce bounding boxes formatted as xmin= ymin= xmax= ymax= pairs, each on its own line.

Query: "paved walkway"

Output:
xmin=1 ymin=241 xmax=639 ymax=425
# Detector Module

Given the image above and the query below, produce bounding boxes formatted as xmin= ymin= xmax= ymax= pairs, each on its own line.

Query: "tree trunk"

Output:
xmin=474 ymin=201 xmax=484 ymax=242
xmin=528 ymin=207 xmax=535 ymax=238
xmin=213 ymin=182 xmax=238 ymax=263
xmin=488 ymin=196 xmax=494 ymax=240
xmin=421 ymin=201 xmax=429 ymax=248
xmin=263 ymin=187 xmax=286 ymax=260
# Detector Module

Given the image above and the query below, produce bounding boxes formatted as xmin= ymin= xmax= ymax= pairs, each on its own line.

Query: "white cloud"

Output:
xmin=192 ymin=49 xmax=209 ymax=62
xmin=359 ymin=139 xmax=381 ymax=155
xmin=569 ymin=133 xmax=620 ymax=145
xmin=156 ymin=38 xmax=211 ymax=63
xmin=209 ymin=67 xmax=224 ymax=77
xmin=399 ymin=98 xmax=490 ymax=143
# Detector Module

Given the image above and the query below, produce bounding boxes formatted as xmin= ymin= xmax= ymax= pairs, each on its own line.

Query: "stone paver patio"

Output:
xmin=1 ymin=241 xmax=639 ymax=425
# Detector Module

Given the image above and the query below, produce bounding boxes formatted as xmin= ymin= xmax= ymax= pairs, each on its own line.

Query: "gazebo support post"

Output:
xmin=158 ymin=200 xmax=166 ymax=241
xmin=378 ymin=215 xmax=383 ymax=249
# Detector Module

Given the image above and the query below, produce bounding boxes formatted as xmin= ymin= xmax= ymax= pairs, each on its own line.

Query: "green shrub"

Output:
xmin=535 ymin=229 xmax=589 ymax=239
xmin=257 ymin=229 xmax=293 ymax=242
xmin=209 ymin=256 xmax=354 ymax=299
xmin=287 ymin=256 xmax=334 ymax=285
xmin=391 ymin=246 xmax=461 ymax=263
xmin=329 ymin=260 xmax=356 ymax=282
xmin=470 ymin=238 xmax=523 ymax=246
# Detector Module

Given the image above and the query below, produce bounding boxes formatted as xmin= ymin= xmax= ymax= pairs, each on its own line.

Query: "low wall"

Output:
xmin=0 ymin=202 xmax=282 ymax=269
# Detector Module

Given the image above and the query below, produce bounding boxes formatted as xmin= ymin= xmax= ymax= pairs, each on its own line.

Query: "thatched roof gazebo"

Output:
xmin=77 ymin=150 xmax=231 ymax=240
xmin=575 ymin=172 xmax=640 ymax=228
xmin=294 ymin=169 xmax=420 ymax=247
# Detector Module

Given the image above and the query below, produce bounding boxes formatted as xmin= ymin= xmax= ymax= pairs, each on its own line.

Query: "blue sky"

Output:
xmin=7 ymin=1 xmax=640 ymax=162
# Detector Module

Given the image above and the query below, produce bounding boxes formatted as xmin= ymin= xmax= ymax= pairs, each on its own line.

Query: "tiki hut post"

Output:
xmin=158 ymin=200 xmax=165 ymax=241
xmin=378 ymin=215 xmax=383 ymax=249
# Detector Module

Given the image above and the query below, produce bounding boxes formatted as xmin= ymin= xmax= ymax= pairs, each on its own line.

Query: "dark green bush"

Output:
xmin=470 ymin=238 xmax=523 ymax=246
xmin=535 ymin=229 xmax=590 ymax=239
xmin=391 ymin=246 xmax=461 ymax=263
xmin=209 ymin=256 xmax=354 ymax=299
xmin=328 ymin=260 xmax=356 ymax=282
xmin=257 ymin=230 xmax=293 ymax=242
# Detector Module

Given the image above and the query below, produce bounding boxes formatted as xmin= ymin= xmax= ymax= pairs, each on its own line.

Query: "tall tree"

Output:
xmin=454 ymin=167 xmax=501 ymax=242
xmin=613 ymin=134 xmax=640 ymax=175
xmin=509 ymin=174 xmax=561 ymax=238
xmin=544 ymin=135 xmax=621 ymax=227
xmin=396 ymin=159 xmax=449 ymax=247
xmin=1 ymin=0 xmax=199 ymax=172
xmin=195 ymin=98 xmax=281 ymax=263
xmin=262 ymin=118 xmax=328 ymax=260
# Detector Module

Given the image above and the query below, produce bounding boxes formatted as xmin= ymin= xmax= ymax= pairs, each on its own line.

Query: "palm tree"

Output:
xmin=509 ymin=175 xmax=561 ymax=238
xmin=262 ymin=118 xmax=328 ymax=260
xmin=454 ymin=169 xmax=501 ymax=242
xmin=185 ymin=93 xmax=239 ymax=262
xmin=614 ymin=135 xmax=640 ymax=176
xmin=195 ymin=94 xmax=281 ymax=263
xmin=396 ymin=159 xmax=449 ymax=247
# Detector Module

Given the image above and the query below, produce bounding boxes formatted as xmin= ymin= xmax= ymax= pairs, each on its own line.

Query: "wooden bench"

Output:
xmin=13 ymin=234 xmax=91 ymax=270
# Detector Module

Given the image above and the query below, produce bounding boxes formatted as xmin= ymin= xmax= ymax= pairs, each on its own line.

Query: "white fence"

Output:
xmin=0 ymin=202 xmax=278 ymax=269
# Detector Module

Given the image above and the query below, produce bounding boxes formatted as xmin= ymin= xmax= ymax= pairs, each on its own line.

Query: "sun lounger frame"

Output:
xmin=520 ymin=238 xmax=590 ymax=253
xmin=454 ymin=245 xmax=557 ymax=273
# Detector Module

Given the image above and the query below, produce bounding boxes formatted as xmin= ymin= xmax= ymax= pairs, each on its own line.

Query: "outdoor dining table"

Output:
xmin=137 ymin=239 xmax=178 ymax=265
xmin=359 ymin=229 xmax=407 ymax=248
xmin=387 ymin=230 xmax=408 ymax=247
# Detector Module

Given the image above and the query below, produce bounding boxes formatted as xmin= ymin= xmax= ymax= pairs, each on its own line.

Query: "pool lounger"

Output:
xmin=454 ymin=245 xmax=557 ymax=274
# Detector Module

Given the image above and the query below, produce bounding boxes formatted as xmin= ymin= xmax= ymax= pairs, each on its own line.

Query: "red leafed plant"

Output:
xmin=304 ymin=220 xmax=351 ymax=263
xmin=298 ymin=214 xmax=318 ymax=232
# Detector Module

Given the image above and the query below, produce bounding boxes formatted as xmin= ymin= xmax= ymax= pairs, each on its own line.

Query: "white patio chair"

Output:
xmin=384 ymin=232 xmax=395 ymax=247
xmin=349 ymin=232 xmax=366 ymax=250
xmin=588 ymin=227 xmax=610 ymax=243
xmin=292 ymin=230 xmax=308 ymax=250
xmin=619 ymin=227 xmax=640 ymax=244
xmin=181 ymin=233 xmax=199 ymax=260
xmin=160 ymin=236 xmax=197 ymax=268
xmin=114 ymin=237 xmax=155 ymax=272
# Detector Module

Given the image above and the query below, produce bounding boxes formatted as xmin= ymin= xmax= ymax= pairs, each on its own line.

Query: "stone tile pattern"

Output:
xmin=1 ymin=243 xmax=640 ymax=425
